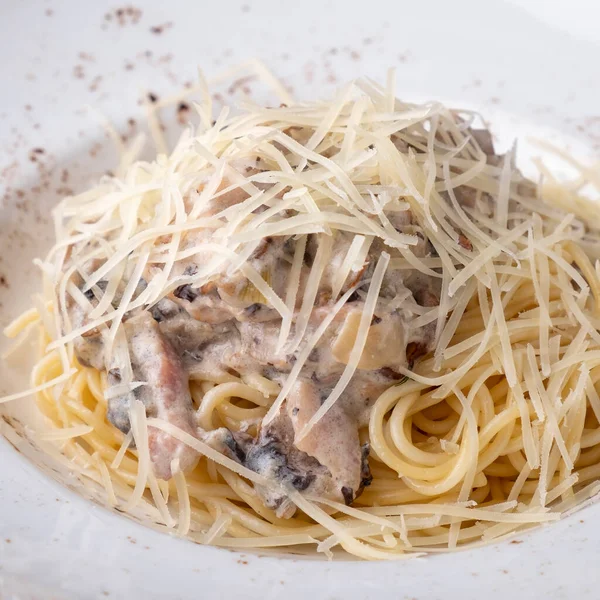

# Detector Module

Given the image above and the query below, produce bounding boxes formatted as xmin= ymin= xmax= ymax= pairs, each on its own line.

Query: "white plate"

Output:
xmin=1 ymin=1 xmax=599 ymax=598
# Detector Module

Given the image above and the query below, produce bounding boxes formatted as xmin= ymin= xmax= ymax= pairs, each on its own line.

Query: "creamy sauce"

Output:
xmin=69 ymin=128 xmax=499 ymax=513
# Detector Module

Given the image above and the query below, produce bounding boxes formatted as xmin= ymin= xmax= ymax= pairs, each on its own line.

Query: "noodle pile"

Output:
xmin=3 ymin=68 xmax=600 ymax=559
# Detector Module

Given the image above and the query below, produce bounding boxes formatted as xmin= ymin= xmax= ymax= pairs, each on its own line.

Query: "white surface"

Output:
xmin=1 ymin=0 xmax=599 ymax=598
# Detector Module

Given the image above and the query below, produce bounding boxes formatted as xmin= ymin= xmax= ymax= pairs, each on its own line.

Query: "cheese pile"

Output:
xmin=4 ymin=66 xmax=600 ymax=559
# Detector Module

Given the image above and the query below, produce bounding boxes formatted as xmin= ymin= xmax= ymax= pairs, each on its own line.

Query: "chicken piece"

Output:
xmin=211 ymin=412 xmax=370 ymax=517
xmin=203 ymin=378 xmax=372 ymax=516
xmin=107 ymin=312 xmax=199 ymax=480
xmin=286 ymin=380 xmax=366 ymax=503
xmin=152 ymin=298 xmax=241 ymax=380
xmin=73 ymin=324 xmax=105 ymax=370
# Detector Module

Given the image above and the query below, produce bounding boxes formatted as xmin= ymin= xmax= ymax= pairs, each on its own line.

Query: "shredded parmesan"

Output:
xmin=124 ymin=400 xmax=151 ymax=511
xmin=4 ymin=66 xmax=600 ymax=560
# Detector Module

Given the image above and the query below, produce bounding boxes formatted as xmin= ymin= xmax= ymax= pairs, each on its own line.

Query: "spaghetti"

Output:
xmin=3 ymin=71 xmax=600 ymax=559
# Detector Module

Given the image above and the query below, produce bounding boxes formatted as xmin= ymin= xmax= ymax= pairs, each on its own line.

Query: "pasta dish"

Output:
xmin=4 ymin=74 xmax=600 ymax=559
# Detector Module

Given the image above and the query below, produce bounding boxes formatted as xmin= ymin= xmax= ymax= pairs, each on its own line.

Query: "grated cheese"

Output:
xmin=3 ymin=67 xmax=600 ymax=560
xmin=124 ymin=400 xmax=151 ymax=511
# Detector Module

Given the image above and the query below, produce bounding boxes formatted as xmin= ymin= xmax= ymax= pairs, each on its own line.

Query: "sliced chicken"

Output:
xmin=152 ymin=298 xmax=241 ymax=380
xmin=205 ymin=388 xmax=371 ymax=518
xmin=107 ymin=312 xmax=199 ymax=480
xmin=286 ymin=380 xmax=364 ymax=503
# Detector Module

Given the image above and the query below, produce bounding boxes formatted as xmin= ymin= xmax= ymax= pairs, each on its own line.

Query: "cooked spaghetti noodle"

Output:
xmin=3 ymin=71 xmax=600 ymax=560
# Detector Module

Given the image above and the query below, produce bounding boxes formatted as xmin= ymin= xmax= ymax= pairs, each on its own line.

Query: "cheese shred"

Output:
xmin=3 ymin=64 xmax=600 ymax=560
